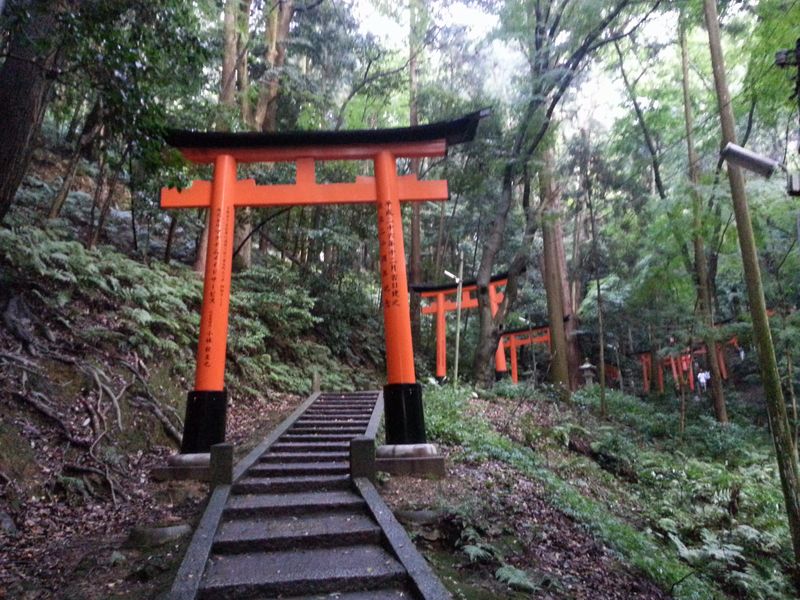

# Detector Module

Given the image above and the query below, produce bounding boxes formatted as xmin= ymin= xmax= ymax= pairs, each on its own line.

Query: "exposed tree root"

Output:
xmin=12 ymin=390 xmax=91 ymax=448
xmin=123 ymin=361 xmax=183 ymax=446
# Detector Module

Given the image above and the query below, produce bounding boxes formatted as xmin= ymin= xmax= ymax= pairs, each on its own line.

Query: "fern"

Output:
xmin=495 ymin=565 xmax=538 ymax=592
xmin=461 ymin=544 xmax=494 ymax=563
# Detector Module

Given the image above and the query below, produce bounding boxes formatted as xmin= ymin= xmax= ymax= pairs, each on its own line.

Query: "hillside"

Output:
xmin=0 ymin=148 xmax=386 ymax=597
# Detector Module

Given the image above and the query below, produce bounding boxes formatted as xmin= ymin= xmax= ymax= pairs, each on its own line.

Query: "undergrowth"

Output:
xmin=0 ymin=225 xmax=380 ymax=396
xmin=424 ymin=384 xmax=750 ymax=599
xmin=572 ymin=387 xmax=794 ymax=599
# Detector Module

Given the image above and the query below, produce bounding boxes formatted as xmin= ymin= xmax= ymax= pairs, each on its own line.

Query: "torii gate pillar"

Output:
xmin=374 ymin=151 xmax=424 ymax=443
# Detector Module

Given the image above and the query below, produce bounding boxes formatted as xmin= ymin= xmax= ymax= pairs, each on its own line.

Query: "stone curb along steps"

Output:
xmin=170 ymin=390 xmax=451 ymax=600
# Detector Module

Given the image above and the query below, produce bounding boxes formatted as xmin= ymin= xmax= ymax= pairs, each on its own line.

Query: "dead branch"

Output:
xmin=63 ymin=462 xmax=106 ymax=478
xmin=41 ymin=350 xmax=78 ymax=365
xmin=63 ymin=459 xmax=127 ymax=504
xmin=131 ymin=351 xmax=149 ymax=379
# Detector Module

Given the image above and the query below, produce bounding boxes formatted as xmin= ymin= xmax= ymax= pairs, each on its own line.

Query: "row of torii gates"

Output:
xmin=159 ymin=110 xmax=729 ymax=458
xmin=637 ymin=337 xmax=741 ymax=394
xmin=413 ymin=274 xmax=551 ymax=384
xmin=161 ymin=109 xmax=555 ymax=455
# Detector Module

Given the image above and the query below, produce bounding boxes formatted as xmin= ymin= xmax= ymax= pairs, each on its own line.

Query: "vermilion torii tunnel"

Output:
xmin=161 ymin=110 xmax=487 ymax=454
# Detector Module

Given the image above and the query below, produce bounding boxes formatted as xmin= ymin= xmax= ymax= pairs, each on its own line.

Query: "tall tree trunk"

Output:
xmin=224 ymin=0 xmax=254 ymax=270
xmin=570 ymin=204 xmax=585 ymax=315
xmin=48 ymin=144 xmax=83 ymax=220
xmin=48 ymin=99 xmax=103 ymax=220
xmin=680 ymin=16 xmax=727 ymax=423
xmin=164 ymin=215 xmax=178 ymax=263
xmin=87 ymin=154 xmax=107 ymax=237
xmin=554 ymin=208 xmax=579 ymax=389
xmin=408 ymin=0 xmax=422 ymax=350
xmin=704 ymin=0 xmax=800 ymax=585
xmin=254 ymin=0 xmax=293 ymax=132
xmin=194 ymin=211 xmax=210 ymax=273
xmin=583 ymin=130 xmax=606 ymax=415
xmin=220 ymin=0 xmax=238 ymax=109
xmin=88 ymin=149 xmax=127 ymax=250
xmin=591 ymin=198 xmax=606 ymax=416
xmin=472 ymin=164 xmax=516 ymax=384
xmin=232 ymin=208 xmax=253 ymax=271
xmin=541 ymin=149 xmax=570 ymax=403
xmin=433 ymin=201 xmax=446 ymax=278
xmin=0 ymin=1 xmax=62 ymax=223
xmin=238 ymin=0 xmax=253 ymax=127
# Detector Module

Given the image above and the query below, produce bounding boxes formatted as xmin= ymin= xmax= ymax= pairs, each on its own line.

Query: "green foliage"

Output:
xmin=461 ymin=543 xmax=494 ymax=564
xmin=494 ymin=565 xmax=538 ymax=593
xmin=571 ymin=386 xmax=796 ymax=598
xmin=0 ymin=226 xmax=378 ymax=396
xmin=0 ymin=226 xmax=200 ymax=363
xmin=425 ymin=383 xmax=800 ymax=597
xmin=424 ymin=386 xmax=721 ymax=598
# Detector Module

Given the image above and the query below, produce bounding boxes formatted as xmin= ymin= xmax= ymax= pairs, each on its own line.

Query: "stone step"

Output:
xmin=292 ymin=415 xmax=369 ymax=427
xmin=213 ymin=512 xmax=381 ymax=553
xmin=281 ymin=589 xmax=419 ymax=600
xmin=297 ymin=415 xmax=371 ymax=421
xmin=259 ymin=451 xmax=350 ymax=463
xmin=306 ymin=409 xmax=373 ymax=415
xmin=225 ymin=490 xmax=365 ymax=518
xmin=270 ymin=441 xmax=351 ymax=453
xmin=233 ymin=474 xmax=350 ymax=494
xmin=294 ymin=420 xmax=369 ymax=428
xmin=301 ymin=411 xmax=373 ymax=418
xmin=312 ymin=400 xmax=375 ymax=404
xmin=280 ymin=433 xmax=359 ymax=442
xmin=288 ymin=427 xmax=366 ymax=436
xmin=199 ymin=544 xmax=407 ymax=599
xmin=247 ymin=462 xmax=350 ymax=477
xmin=311 ymin=402 xmax=376 ymax=408
xmin=317 ymin=393 xmax=378 ymax=398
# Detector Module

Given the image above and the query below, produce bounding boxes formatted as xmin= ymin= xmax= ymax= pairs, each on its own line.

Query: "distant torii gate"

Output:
xmin=415 ymin=273 xmax=511 ymax=381
xmin=161 ymin=111 xmax=486 ymax=453
xmin=638 ymin=343 xmax=730 ymax=394
xmin=500 ymin=325 xmax=551 ymax=383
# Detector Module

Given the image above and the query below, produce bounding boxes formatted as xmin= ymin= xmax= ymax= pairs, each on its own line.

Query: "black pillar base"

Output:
xmin=180 ymin=390 xmax=228 ymax=454
xmin=384 ymin=383 xmax=426 ymax=445
xmin=495 ymin=370 xmax=509 ymax=381
xmin=436 ymin=376 xmax=447 ymax=385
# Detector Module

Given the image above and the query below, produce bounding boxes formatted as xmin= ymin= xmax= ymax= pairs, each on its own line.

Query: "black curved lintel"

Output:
xmin=165 ymin=109 xmax=490 ymax=151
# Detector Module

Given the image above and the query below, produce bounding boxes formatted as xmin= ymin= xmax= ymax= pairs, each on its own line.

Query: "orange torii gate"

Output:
xmin=500 ymin=325 xmax=551 ymax=383
xmin=638 ymin=343 xmax=730 ymax=394
xmin=161 ymin=111 xmax=486 ymax=453
xmin=414 ymin=273 xmax=511 ymax=381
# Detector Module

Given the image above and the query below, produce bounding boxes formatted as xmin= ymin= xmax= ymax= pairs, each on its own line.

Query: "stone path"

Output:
xmin=170 ymin=391 xmax=450 ymax=600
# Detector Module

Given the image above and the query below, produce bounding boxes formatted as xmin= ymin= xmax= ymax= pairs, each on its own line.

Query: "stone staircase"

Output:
xmin=170 ymin=391 xmax=450 ymax=600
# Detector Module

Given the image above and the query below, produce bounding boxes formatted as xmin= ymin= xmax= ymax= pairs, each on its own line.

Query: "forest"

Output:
xmin=1 ymin=0 xmax=800 ymax=598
